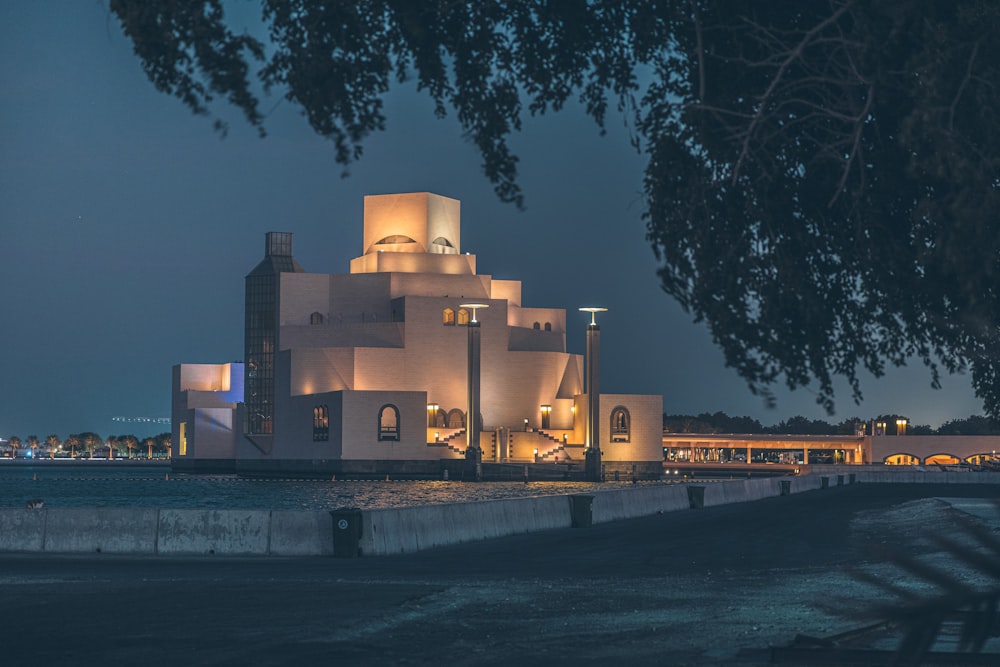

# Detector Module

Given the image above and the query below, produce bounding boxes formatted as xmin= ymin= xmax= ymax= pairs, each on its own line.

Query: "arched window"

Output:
xmin=532 ymin=322 xmax=540 ymax=330
xmin=375 ymin=235 xmax=416 ymax=245
xmin=442 ymin=308 xmax=455 ymax=325
xmin=447 ymin=409 xmax=466 ymax=429
xmin=610 ymin=406 xmax=631 ymax=443
xmin=313 ymin=405 xmax=329 ymax=441
xmin=925 ymin=453 xmax=960 ymax=466
xmin=378 ymin=404 xmax=400 ymax=441
xmin=544 ymin=322 xmax=552 ymax=331
xmin=310 ymin=311 xmax=324 ymax=325
xmin=457 ymin=308 xmax=470 ymax=326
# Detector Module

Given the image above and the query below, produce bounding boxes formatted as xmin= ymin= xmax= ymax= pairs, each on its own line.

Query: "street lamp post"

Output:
xmin=460 ymin=303 xmax=489 ymax=480
xmin=579 ymin=307 xmax=608 ymax=482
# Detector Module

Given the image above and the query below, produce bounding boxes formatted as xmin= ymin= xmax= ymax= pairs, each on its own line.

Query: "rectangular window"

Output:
xmin=313 ymin=405 xmax=329 ymax=442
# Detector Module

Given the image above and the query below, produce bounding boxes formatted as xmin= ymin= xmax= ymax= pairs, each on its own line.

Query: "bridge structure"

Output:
xmin=662 ymin=433 xmax=1000 ymax=467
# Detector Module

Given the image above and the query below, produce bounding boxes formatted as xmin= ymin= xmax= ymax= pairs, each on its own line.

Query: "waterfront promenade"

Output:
xmin=3 ymin=481 xmax=999 ymax=665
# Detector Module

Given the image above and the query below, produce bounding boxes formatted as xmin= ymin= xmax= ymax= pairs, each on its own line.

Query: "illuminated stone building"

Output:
xmin=172 ymin=192 xmax=663 ymax=477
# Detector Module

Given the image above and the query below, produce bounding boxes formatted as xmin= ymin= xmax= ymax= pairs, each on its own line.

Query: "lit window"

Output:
xmin=442 ymin=308 xmax=455 ymax=325
xmin=378 ymin=404 xmax=400 ymax=441
xmin=313 ymin=405 xmax=329 ymax=441
xmin=610 ymin=407 xmax=630 ymax=443
xmin=375 ymin=235 xmax=416 ymax=245
xmin=447 ymin=409 xmax=466 ymax=429
xmin=179 ymin=422 xmax=188 ymax=456
xmin=457 ymin=308 xmax=470 ymax=326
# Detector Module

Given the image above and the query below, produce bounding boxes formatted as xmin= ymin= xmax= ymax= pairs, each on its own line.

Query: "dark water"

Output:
xmin=0 ymin=464 xmax=667 ymax=510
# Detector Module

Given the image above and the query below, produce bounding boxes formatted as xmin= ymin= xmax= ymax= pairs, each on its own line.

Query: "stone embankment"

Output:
xmin=0 ymin=471 xmax=995 ymax=557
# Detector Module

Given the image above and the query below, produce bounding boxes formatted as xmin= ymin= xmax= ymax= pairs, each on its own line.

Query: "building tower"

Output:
xmin=244 ymin=232 xmax=303 ymax=437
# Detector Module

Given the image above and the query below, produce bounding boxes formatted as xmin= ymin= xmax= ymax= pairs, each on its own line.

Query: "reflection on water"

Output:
xmin=0 ymin=465 xmax=665 ymax=510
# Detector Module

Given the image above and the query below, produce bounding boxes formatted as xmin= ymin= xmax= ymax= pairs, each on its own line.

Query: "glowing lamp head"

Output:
xmin=579 ymin=307 xmax=608 ymax=325
xmin=459 ymin=303 xmax=489 ymax=323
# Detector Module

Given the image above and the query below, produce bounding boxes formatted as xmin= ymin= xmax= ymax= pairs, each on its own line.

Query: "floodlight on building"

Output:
xmin=896 ymin=419 xmax=907 ymax=436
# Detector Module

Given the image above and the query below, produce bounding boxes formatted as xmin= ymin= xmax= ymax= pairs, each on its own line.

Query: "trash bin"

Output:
xmin=779 ymin=480 xmax=791 ymax=496
xmin=820 ymin=476 xmax=829 ymax=489
xmin=687 ymin=485 xmax=706 ymax=509
xmin=330 ymin=508 xmax=363 ymax=558
xmin=837 ymin=474 xmax=844 ymax=486
xmin=570 ymin=495 xmax=593 ymax=528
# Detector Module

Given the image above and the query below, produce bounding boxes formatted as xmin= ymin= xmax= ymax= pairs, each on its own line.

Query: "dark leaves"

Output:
xmin=853 ymin=502 xmax=1000 ymax=662
xmin=111 ymin=1 xmax=1000 ymax=417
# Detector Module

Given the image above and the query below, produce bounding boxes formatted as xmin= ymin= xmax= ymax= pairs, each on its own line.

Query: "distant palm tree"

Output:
xmin=45 ymin=434 xmax=60 ymax=459
xmin=105 ymin=435 xmax=118 ymax=459
xmin=120 ymin=435 xmax=138 ymax=459
xmin=63 ymin=434 xmax=81 ymax=458
xmin=26 ymin=435 xmax=39 ymax=459
xmin=8 ymin=435 xmax=21 ymax=458
xmin=157 ymin=433 xmax=172 ymax=458
xmin=80 ymin=432 xmax=102 ymax=458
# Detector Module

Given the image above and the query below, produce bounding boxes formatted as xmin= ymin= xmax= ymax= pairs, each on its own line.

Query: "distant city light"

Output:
xmin=112 ymin=416 xmax=170 ymax=424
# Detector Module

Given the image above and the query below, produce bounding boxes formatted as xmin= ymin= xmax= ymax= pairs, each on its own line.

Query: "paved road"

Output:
xmin=3 ymin=483 xmax=998 ymax=666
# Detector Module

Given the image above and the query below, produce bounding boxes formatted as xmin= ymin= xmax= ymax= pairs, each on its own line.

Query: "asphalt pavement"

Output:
xmin=3 ymin=482 xmax=998 ymax=666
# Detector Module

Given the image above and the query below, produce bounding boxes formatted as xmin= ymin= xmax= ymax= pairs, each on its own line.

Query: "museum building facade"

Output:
xmin=171 ymin=192 xmax=663 ymax=477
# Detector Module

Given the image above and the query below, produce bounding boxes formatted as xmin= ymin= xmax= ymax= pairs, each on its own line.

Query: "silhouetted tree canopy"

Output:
xmin=110 ymin=1 xmax=1000 ymax=416
xmin=937 ymin=414 xmax=1000 ymax=436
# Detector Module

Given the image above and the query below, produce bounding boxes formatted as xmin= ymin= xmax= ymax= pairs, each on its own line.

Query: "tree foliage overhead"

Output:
xmin=110 ymin=1 xmax=1000 ymax=416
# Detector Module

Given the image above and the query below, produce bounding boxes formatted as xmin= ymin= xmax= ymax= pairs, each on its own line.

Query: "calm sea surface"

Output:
xmin=0 ymin=463 xmax=666 ymax=510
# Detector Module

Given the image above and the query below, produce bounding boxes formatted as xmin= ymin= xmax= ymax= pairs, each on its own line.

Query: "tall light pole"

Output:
xmin=579 ymin=307 xmax=607 ymax=482
xmin=461 ymin=303 xmax=489 ymax=479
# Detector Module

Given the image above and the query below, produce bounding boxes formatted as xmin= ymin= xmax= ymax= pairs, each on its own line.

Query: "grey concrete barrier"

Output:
xmin=0 ymin=509 xmax=46 ymax=552
xmin=2 ymin=470 xmax=996 ymax=558
xmin=157 ymin=509 xmax=270 ymax=556
xmin=590 ymin=484 xmax=690 ymax=523
xmin=44 ymin=508 xmax=159 ymax=555
xmin=360 ymin=494 xmax=572 ymax=555
xmin=271 ymin=510 xmax=333 ymax=557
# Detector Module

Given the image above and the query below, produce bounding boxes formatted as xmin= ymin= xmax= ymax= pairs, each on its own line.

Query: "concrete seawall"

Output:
xmin=1 ymin=471 xmax=996 ymax=557
xmin=0 ymin=508 xmax=334 ymax=556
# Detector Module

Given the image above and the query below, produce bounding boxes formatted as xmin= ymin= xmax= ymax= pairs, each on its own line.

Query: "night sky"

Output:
xmin=0 ymin=2 xmax=984 ymax=440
